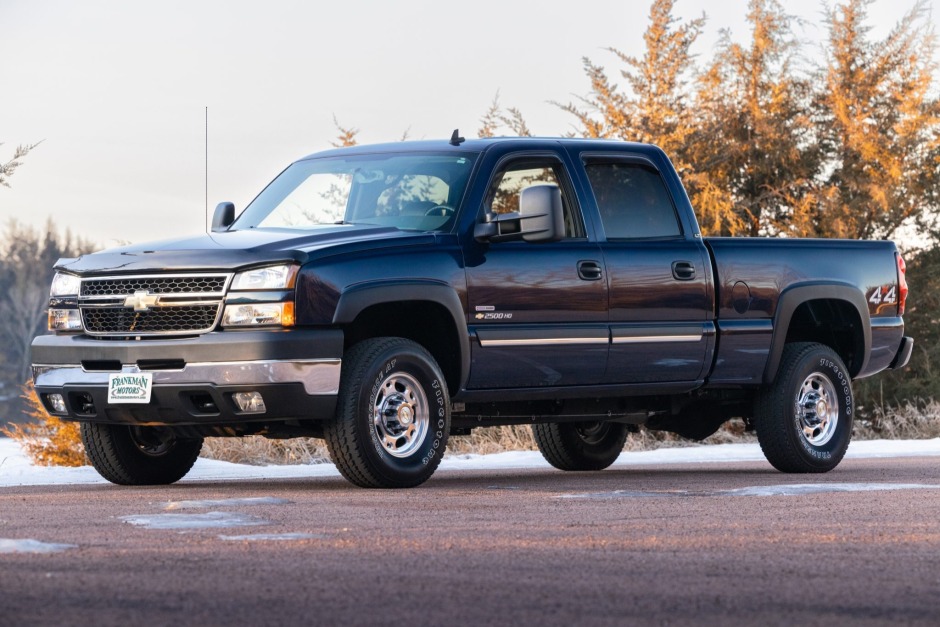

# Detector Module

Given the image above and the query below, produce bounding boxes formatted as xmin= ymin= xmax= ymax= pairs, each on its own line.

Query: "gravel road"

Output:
xmin=2 ymin=456 xmax=940 ymax=626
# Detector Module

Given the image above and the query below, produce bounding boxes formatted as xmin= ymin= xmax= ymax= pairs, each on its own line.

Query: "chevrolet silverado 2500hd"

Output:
xmin=31 ymin=137 xmax=913 ymax=488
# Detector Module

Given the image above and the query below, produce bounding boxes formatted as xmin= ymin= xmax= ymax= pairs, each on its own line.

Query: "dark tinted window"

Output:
xmin=585 ymin=162 xmax=681 ymax=239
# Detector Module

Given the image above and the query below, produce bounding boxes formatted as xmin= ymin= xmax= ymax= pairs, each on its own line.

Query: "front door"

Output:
xmin=465 ymin=155 xmax=608 ymax=389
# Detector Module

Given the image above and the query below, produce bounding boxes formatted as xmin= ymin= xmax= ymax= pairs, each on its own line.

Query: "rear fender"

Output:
xmin=763 ymin=283 xmax=870 ymax=384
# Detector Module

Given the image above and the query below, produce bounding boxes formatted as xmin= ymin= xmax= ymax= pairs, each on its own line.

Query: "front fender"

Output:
xmin=332 ymin=280 xmax=471 ymax=390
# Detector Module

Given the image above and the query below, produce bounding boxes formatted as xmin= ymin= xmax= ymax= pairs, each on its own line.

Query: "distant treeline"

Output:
xmin=0 ymin=222 xmax=93 ymax=421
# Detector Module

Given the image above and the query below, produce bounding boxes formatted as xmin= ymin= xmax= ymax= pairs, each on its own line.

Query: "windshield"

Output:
xmin=233 ymin=152 xmax=477 ymax=232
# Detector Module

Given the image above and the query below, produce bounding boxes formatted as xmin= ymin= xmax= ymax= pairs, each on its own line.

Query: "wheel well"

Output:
xmin=784 ymin=299 xmax=864 ymax=376
xmin=344 ymin=301 xmax=462 ymax=393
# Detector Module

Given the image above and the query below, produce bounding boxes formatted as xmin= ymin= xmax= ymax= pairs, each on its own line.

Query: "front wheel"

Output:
xmin=324 ymin=337 xmax=450 ymax=488
xmin=532 ymin=421 xmax=629 ymax=471
xmin=80 ymin=423 xmax=203 ymax=485
xmin=755 ymin=342 xmax=854 ymax=473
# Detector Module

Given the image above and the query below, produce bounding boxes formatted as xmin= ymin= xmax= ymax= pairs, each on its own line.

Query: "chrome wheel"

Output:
xmin=326 ymin=338 xmax=450 ymax=488
xmin=373 ymin=372 xmax=429 ymax=458
xmin=794 ymin=372 xmax=839 ymax=447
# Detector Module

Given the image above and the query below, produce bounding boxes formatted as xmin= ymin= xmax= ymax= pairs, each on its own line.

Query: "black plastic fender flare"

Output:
xmin=763 ymin=282 xmax=870 ymax=384
xmin=332 ymin=280 xmax=471 ymax=391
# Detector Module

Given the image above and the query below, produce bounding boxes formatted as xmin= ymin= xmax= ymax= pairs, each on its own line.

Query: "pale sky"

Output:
xmin=1 ymin=0 xmax=937 ymax=248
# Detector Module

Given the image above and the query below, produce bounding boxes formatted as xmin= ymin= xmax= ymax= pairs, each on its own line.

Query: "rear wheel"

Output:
xmin=80 ymin=423 xmax=203 ymax=485
xmin=532 ymin=421 xmax=628 ymax=471
xmin=324 ymin=337 xmax=450 ymax=488
xmin=755 ymin=342 xmax=854 ymax=473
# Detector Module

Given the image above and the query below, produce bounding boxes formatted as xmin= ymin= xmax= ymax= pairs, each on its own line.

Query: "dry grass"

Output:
xmin=1 ymin=382 xmax=86 ymax=467
xmin=853 ymin=399 xmax=940 ymax=440
xmin=446 ymin=425 xmax=539 ymax=455
xmin=200 ymin=436 xmax=331 ymax=465
xmin=200 ymin=419 xmax=757 ymax=465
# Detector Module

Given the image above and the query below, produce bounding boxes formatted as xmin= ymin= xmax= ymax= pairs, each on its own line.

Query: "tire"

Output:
xmin=755 ymin=342 xmax=854 ymax=473
xmin=80 ymin=423 xmax=203 ymax=485
xmin=532 ymin=421 xmax=629 ymax=471
xmin=324 ymin=337 xmax=450 ymax=488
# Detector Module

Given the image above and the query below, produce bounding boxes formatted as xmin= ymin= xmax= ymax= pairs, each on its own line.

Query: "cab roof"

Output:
xmin=298 ymin=136 xmax=662 ymax=162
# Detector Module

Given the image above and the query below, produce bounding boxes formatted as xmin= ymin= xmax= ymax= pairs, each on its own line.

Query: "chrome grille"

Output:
xmin=78 ymin=273 xmax=230 ymax=337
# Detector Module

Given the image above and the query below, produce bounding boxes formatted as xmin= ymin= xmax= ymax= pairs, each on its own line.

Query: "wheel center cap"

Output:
xmin=398 ymin=405 xmax=414 ymax=426
xmin=816 ymin=399 xmax=828 ymax=416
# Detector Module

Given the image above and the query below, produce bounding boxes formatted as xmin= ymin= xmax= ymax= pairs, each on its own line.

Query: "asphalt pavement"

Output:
xmin=2 ymin=456 xmax=940 ymax=626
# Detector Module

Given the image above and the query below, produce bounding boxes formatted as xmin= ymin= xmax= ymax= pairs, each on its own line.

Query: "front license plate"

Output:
xmin=107 ymin=372 xmax=153 ymax=404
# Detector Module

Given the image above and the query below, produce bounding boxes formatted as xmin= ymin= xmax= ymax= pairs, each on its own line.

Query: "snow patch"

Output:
xmin=121 ymin=512 xmax=268 ymax=530
xmin=558 ymin=482 xmax=940 ymax=500
xmin=164 ymin=497 xmax=291 ymax=510
xmin=558 ymin=490 xmax=692 ymax=500
xmin=0 ymin=538 xmax=76 ymax=554
xmin=218 ymin=533 xmax=325 ymax=542
xmin=4 ymin=437 xmax=940 ymax=487
xmin=724 ymin=482 xmax=940 ymax=497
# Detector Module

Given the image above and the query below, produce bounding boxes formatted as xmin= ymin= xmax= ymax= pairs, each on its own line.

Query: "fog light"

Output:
xmin=48 ymin=308 xmax=83 ymax=331
xmin=233 ymin=392 xmax=266 ymax=413
xmin=47 ymin=393 xmax=67 ymax=414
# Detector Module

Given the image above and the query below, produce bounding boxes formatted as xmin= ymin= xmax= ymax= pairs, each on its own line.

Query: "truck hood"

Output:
xmin=56 ymin=225 xmax=434 ymax=275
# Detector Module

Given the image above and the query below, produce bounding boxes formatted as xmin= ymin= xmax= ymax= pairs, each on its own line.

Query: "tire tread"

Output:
xmin=324 ymin=337 xmax=447 ymax=489
xmin=755 ymin=342 xmax=851 ymax=473
xmin=532 ymin=422 xmax=628 ymax=471
xmin=80 ymin=422 xmax=202 ymax=485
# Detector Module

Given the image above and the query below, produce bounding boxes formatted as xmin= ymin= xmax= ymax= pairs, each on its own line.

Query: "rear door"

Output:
xmin=464 ymin=153 xmax=608 ymax=389
xmin=581 ymin=154 xmax=712 ymax=384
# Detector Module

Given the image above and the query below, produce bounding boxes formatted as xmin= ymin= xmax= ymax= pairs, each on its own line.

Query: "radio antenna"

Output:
xmin=205 ymin=106 xmax=208 ymax=234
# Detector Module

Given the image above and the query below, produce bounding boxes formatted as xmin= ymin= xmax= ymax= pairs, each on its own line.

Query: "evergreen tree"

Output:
xmin=816 ymin=0 xmax=940 ymax=241
xmin=331 ymin=115 xmax=359 ymax=147
xmin=0 ymin=142 xmax=40 ymax=188
xmin=477 ymin=91 xmax=533 ymax=138
xmin=557 ymin=0 xmax=704 ymax=165
xmin=0 ymin=221 xmax=94 ymax=398
xmin=692 ymin=0 xmax=819 ymax=237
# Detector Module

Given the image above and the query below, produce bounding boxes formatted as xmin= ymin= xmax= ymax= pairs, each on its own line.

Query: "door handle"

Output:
xmin=578 ymin=260 xmax=603 ymax=281
xmin=672 ymin=261 xmax=696 ymax=281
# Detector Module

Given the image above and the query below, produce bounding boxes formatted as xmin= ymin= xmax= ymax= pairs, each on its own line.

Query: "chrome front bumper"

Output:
xmin=32 ymin=359 xmax=341 ymax=396
xmin=30 ymin=329 xmax=345 ymax=425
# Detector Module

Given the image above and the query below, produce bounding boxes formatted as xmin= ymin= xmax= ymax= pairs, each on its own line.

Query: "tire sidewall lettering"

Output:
xmin=363 ymin=351 xmax=449 ymax=471
xmin=796 ymin=355 xmax=853 ymax=458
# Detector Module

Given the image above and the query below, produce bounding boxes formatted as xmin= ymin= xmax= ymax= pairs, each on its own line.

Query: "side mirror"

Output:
xmin=473 ymin=184 xmax=565 ymax=243
xmin=211 ymin=202 xmax=235 ymax=232
xmin=519 ymin=184 xmax=564 ymax=243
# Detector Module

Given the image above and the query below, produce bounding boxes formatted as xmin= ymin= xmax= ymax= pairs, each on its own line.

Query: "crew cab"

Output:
xmin=31 ymin=136 xmax=913 ymax=488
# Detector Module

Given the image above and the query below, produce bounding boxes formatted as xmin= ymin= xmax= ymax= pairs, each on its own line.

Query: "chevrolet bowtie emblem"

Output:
xmin=124 ymin=290 xmax=160 ymax=312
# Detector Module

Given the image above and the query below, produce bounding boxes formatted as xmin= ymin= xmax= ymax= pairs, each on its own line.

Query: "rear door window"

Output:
xmin=585 ymin=162 xmax=681 ymax=240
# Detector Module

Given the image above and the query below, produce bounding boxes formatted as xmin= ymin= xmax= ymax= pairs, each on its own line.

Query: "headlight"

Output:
xmin=222 ymin=302 xmax=294 ymax=327
xmin=231 ymin=264 xmax=297 ymax=291
xmin=50 ymin=273 xmax=81 ymax=297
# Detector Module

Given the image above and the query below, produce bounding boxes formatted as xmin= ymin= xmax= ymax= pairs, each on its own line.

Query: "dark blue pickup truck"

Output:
xmin=31 ymin=136 xmax=913 ymax=488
